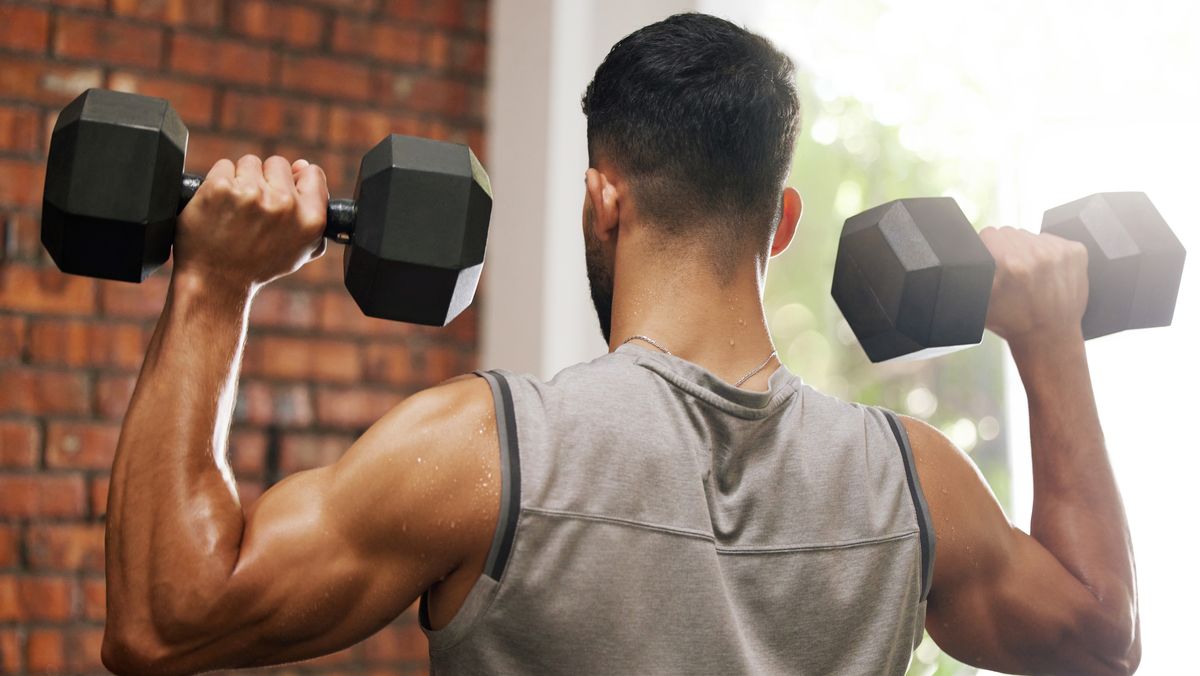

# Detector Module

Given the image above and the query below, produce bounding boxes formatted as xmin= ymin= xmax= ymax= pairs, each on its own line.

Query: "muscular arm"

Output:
xmin=908 ymin=336 xmax=1138 ymax=674
xmin=102 ymin=158 xmax=500 ymax=674
xmin=103 ymin=274 xmax=499 ymax=673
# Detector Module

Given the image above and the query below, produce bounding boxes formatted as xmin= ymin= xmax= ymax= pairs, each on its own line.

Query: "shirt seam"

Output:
xmin=630 ymin=356 xmax=800 ymax=419
xmin=524 ymin=506 xmax=921 ymax=553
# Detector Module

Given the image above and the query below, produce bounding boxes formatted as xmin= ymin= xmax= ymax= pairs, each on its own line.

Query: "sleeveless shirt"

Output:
xmin=420 ymin=343 xmax=935 ymax=675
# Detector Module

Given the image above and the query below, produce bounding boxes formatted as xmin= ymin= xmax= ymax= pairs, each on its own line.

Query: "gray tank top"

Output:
xmin=420 ymin=344 xmax=934 ymax=674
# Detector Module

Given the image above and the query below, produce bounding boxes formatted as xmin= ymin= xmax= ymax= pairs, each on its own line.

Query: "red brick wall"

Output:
xmin=0 ymin=1 xmax=487 ymax=673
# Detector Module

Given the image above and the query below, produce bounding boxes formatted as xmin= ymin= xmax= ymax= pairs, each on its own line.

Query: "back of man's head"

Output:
xmin=582 ymin=13 xmax=801 ymax=267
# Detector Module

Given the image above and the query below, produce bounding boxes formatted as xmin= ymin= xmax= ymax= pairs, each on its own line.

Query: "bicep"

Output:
xmin=905 ymin=416 xmax=1117 ymax=674
xmin=220 ymin=466 xmax=421 ymax=667
xmin=175 ymin=377 xmax=500 ymax=671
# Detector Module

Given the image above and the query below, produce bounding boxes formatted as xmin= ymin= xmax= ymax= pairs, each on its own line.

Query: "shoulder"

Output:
xmin=897 ymin=414 xmax=1012 ymax=591
xmin=357 ymin=374 xmax=499 ymax=497
xmin=481 ymin=352 xmax=648 ymax=410
xmin=329 ymin=374 xmax=501 ymax=553
xmin=898 ymin=414 xmax=985 ymax=498
xmin=897 ymin=414 xmax=983 ymax=529
xmin=384 ymin=373 xmax=495 ymax=428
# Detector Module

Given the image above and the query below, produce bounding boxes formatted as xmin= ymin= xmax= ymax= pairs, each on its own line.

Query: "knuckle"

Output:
xmin=260 ymin=199 xmax=291 ymax=219
xmin=1005 ymin=258 xmax=1032 ymax=280
xmin=208 ymin=177 xmax=235 ymax=195
xmin=235 ymin=184 xmax=261 ymax=205
xmin=1069 ymin=241 xmax=1089 ymax=261
xmin=263 ymin=188 xmax=294 ymax=211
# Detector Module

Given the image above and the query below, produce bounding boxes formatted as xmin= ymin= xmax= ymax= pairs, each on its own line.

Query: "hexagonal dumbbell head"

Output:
xmin=343 ymin=135 xmax=493 ymax=326
xmin=832 ymin=197 xmax=996 ymax=362
xmin=42 ymin=89 xmax=187 ymax=282
xmin=1042 ymin=192 xmax=1185 ymax=340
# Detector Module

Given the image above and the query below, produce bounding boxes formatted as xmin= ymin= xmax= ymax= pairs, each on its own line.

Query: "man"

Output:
xmin=101 ymin=13 xmax=1139 ymax=675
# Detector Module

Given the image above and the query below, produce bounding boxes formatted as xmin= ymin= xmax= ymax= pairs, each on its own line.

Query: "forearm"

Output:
xmin=105 ymin=271 xmax=252 ymax=652
xmin=1012 ymin=333 xmax=1137 ymax=631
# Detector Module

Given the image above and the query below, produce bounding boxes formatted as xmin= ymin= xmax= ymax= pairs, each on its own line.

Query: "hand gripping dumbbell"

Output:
xmin=41 ymin=88 xmax=492 ymax=326
xmin=831 ymin=193 xmax=1186 ymax=362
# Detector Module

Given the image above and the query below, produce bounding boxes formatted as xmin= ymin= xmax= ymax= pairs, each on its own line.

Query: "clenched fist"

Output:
xmin=980 ymin=226 xmax=1090 ymax=345
xmin=174 ymin=155 xmax=330 ymax=292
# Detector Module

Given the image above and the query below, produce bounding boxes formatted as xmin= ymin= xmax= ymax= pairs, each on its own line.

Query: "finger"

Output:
xmin=206 ymin=158 xmax=236 ymax=182
xmin=295 ymin=163 xmax=329 ymax=232
xmin=263 ymin=156 xmax=296 ymax=194
xmin=978 ymin=227 xmax=1007 ymax=259
xmin=292 ymin=159 xmax=309 ymax=174
xmin=234 ymin=154 xmax=262 ymax=177
xmin=189 ymin=159 xmax=237 ymax=212
xmin=235 ymin=154 xmax=264 ymax=181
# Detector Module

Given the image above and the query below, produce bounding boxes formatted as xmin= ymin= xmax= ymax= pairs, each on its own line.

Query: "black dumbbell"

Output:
xmin=41 ymin=88 xmax=492 ymax=326
xmin=832 ymin=193 xmax=1186 ymax=362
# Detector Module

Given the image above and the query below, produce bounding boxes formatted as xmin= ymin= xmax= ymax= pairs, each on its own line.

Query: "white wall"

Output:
xmin=484 ymin=0 xmax=697 ymax=379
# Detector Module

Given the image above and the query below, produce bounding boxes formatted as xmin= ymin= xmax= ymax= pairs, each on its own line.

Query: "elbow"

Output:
xmin=1096 ymin=633 xmax=1141 ymax=676
xmin=103 ymin=588 xmax=246 ymax=674
xmin=101 ymin=626 xmax=182 ymax=676
xmin=102 ymin=606 xmax=214 ymax=676
xmin=1084 ymin=605 xmax=1141 ymax=676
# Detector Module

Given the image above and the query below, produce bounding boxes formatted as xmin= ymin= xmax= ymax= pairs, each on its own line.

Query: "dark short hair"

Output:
xmin=582 ymin=13 xmax=801 ymax=263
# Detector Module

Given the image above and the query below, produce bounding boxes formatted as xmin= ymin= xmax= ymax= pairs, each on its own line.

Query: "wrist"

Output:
xmin=1007 ymin=329 xmax=1089 ymax=393
xmin=169 ymin=266 xmax=255 ymax=317
xmin=1006 ymin=327 xmax=1085 ymax=362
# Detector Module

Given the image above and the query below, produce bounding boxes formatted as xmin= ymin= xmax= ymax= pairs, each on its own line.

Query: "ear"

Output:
xmin=769 ymin=187 xmax=803 ymax=257
xmin=584 ymin=168 xmax=620 ymax=242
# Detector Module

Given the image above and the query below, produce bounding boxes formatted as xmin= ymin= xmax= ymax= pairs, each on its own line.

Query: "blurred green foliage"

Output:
xmin=764 ymin=77 xmax=1011 ymax=675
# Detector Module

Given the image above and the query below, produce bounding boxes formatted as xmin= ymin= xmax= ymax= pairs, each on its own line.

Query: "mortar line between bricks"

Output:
xmin=316 ymin=6 xmax=334 ymax=52
xmin=146 ymin=21 xmax=491 ymax=76
xmin=12 ymin=3 xmax=228 ymax=38
xmin=161 ymin=25 xmax=175 ymax=73
xmin=219 ymin=0 xmax=233 ymax=32
xmin=0 ymin=149 xmax=46 ymax=162
xmin=212 ymin=84 xmax=226 ymax=131
xmin=19 ymin=314 xmax=158 ymax=328
xmin=0 ymin=44 xmax=491 ymax=89
xmin=171 ymin=29 xmax=490 ymax=83
xmin=1 ymin=0 xmax=491 ymax=44
xmin=42 ymin=3 xmax=56 ymax=60
xmin=0 ymin=90 xmax=489 ymax=137
xmin=0 ymin=517 xmax=106 ymax=526
xmin=0 ymin=621 xmax=107 ymax=629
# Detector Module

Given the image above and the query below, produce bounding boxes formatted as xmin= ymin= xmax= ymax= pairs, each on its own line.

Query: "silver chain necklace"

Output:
xmin=620 ymin=335 xmax=778 ymax=387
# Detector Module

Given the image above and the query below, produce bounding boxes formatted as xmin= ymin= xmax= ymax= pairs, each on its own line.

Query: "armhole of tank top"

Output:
xmin=476 ymin=369 xmax=522 ymax=581
xmin=418 ymin=370 xmax=521 ymax=638
xmin=882 ymin=409 xmax=935 ymax=602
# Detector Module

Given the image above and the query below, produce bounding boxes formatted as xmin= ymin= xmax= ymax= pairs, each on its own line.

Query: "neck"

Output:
xmin=607 ymin=235 xmax=778 ymax=388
